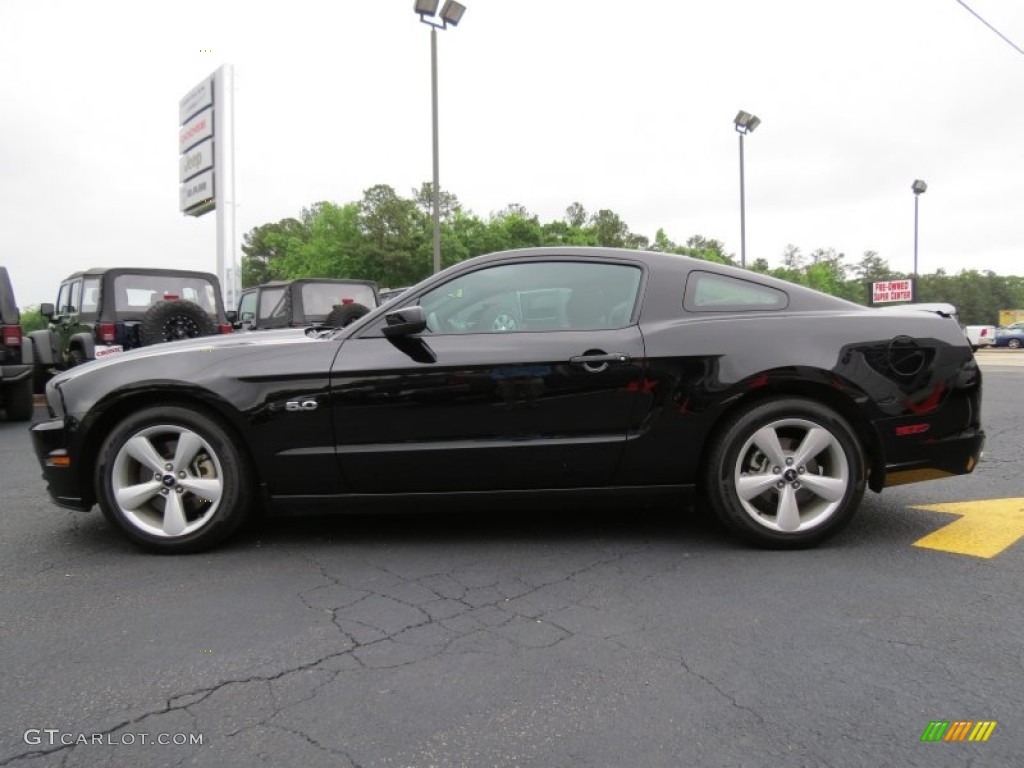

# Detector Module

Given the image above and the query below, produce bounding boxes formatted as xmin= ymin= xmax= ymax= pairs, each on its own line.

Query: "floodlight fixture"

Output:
xmin=734 ymin=110 xmax=761 ymax=134
xmin=414 ymin=0 xmax=440 ymax=17
xmin=440 ymin=1 xmax=466 ymax=26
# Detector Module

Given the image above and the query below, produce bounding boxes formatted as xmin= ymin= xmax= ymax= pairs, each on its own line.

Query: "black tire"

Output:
xmin=68 ymin=348 xmax=87 ymax=367
xmin=704 ymin=397 xmax=865 ymax=549
xmin=325 ymin=302 xmax=371 ymax=328
xmin=3 ymin=377 xmax=33 ymax=421
xmin=94 ymin=405 xmax=252 ymax=553
xmin=139 ymin=300 xmax=216 ymax=346
xmin=1008 ymin=338 xmax=1021 ymax=350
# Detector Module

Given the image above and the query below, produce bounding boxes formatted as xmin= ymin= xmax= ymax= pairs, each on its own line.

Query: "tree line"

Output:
xmin=240 ymin=183 xmax=1023 ymax=326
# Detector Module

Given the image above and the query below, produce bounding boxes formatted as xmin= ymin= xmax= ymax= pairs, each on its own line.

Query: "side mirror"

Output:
xmin=226 ymin=310 xmax=238 ymax=323
xmin=382 ymin=305 xmax=427 ymax=338
xmin=40 ymin=303 xmax=54 ymax=319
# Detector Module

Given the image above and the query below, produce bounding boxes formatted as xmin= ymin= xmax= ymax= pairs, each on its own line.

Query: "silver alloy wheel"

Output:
xmin=109 ymin=424 xmax=224 ymax=538
xmin=491 ymin=313 xmax=518 ymax=332
xmin=733 ymin=417 xmax=850 ymax=533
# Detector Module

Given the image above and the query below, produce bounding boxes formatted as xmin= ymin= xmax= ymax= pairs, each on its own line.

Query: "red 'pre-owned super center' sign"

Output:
xmin=871 ymin=279 xmax=914 ymax=304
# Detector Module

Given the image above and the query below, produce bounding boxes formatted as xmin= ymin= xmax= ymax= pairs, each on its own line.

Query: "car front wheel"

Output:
xmin=95 ymin=406 xmax=252 ymax=553
xmin=705 ymin=398 xmax=865 ymax=548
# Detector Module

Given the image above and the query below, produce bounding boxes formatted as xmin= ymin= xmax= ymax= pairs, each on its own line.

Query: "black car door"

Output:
xmin=330 ymin=258 xmax=647 ymax=493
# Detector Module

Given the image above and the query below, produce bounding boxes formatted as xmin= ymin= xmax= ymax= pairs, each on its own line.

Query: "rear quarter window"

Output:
xmin=684 ymin=271 xmax=788 ymax=312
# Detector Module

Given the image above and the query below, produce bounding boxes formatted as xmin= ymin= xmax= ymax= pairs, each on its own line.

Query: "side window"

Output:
xmin=683 ymin=271 xmax=788 ymax=312
xmin=56 ymin=283 xmax=72 ymax=317
xmin=257 ymin=287 xmax=288 ymax=320
xmin=67 ymin=280 xmax=83 ymax=315
xmin=80 ymin=278 xmax=101 ymax=314
xmin=237 ymin=291 xmax=258 ymax=322
xmin=417 ymin=261 xmax=643 ymax=335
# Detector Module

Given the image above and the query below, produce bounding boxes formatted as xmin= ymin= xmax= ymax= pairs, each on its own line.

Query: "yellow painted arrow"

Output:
xmin=912 ymin=498 xmax=1024 ymax=558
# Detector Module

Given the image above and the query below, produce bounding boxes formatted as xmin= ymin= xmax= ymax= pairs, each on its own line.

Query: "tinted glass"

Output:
xmin=684 ymin=271 xmax=788 ymax=312
xmin=417 ymin=261 xmax=643 ymax=334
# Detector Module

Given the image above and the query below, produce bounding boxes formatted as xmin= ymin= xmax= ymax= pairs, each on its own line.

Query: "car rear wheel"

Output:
xmin=705 ymin=397 xmax=865 ymax=548
xmin=1008 ymin=338 xmax=1021 ymax=349
xmin=95 ymin=406 xmax=252 ymax=553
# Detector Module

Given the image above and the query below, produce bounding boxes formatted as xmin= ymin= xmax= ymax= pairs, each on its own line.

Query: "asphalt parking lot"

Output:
xmin=1 ymin=350 xmax=1021 ymax=768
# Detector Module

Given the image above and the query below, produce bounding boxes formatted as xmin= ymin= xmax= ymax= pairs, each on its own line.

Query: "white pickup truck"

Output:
xmin=964 ymin=324 xmax=996 ymax=351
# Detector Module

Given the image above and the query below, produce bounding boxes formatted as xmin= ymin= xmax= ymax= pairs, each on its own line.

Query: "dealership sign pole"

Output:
xmin=178 ymin=65 xmax=239 ymax=309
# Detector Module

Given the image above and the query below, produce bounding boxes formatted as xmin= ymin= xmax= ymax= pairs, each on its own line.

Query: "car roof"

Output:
xmin=255 ymin=278 xmax=378 ymax=288
xmin=60 ymin=267 xmax=223 ymax=283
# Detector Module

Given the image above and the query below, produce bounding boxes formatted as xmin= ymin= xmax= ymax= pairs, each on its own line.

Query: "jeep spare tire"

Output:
xmin=139 ymin=300 xmax=216 ymax=345
xmin=325 ymin=302 xmax=371 ymax=328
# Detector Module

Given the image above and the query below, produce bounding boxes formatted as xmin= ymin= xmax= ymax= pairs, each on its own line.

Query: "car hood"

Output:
xmin=51 ymin=328 xmax=328 ymax=385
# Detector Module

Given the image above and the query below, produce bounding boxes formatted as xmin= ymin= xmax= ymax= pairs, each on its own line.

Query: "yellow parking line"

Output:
xmin=912 ymin=498 xmax=1024 ymax=558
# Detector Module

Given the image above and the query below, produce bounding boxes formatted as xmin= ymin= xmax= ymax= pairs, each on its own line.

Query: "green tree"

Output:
xmin=19 ymin=305 xmax=46 ymax=333
xmin=240 ymin=217 xmax=310 ymax=287
xmin=564 ymin=202 xmax=587 ymax=228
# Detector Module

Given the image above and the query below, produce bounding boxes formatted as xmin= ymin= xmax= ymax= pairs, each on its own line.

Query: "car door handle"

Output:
xmin=570 ymin=353 xmax=631 ymax=365
xmin=569 ymin=352 xmax=631 ymax=373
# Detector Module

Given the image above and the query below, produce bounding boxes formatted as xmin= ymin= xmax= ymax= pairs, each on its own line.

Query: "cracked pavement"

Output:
xmin=1 ymin=369 xmax=1022 ymax=767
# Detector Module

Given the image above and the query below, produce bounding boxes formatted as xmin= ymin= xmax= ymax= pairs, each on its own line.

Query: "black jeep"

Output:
xmin=28 ymin=268 xmax=231 ymax=388
xmin=0 ymin=266 xmax=34 ymax=421
xmin=233 ymin=278 xmax=379 ymax=330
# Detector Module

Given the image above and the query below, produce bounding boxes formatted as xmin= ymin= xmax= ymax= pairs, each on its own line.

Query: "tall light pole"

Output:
xmin=733 ymin=110 xmax=761 ymax=269
xmin=414 ymin=0 xmax=466 ymax=275
xmin=911 ymin=179 xmax=927 ymax=278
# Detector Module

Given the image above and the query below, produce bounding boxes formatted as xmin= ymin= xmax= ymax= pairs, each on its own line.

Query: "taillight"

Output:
xmin=2 ymin=325 xmax=21 ymax=346
xmin=218 ymin=323 xmax=233 ymax=334
xmin=981 ymin=329 xmax=989 ymax=337
xmin=98 ymin=323 xmax=116 ymax=343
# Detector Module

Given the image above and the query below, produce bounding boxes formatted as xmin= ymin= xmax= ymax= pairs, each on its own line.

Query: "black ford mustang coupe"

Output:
xmin=31 ymin=247 xmax=984 ymax=553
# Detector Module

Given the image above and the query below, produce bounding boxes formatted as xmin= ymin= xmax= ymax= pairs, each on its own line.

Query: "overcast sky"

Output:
xmin=2 ymin=0 xmax=1022 ymax=306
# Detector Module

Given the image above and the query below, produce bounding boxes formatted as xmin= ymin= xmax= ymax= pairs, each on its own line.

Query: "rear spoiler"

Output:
xmin=875 ymin=302 xmax=957 ymax=319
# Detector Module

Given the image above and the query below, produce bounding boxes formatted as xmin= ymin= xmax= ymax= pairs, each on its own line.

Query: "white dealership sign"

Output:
xmin=179 ymin=169 xmax=214 ymax=213
xmin=871 ymin=279 xmax=914 ymax=304
xmin=179 ymin=138 xmax=213 ymax=182
xmin=179 ymin=77 xmax=213 ymax=124
xmin=178 ymin=65 xmax=239 ymax=311
xmin=179 ymin=108 xmax=213 ymax=153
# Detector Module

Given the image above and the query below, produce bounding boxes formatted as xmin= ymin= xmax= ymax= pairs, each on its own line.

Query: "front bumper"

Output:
xmin=30 ymin=417 xmax=92 ymax=510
